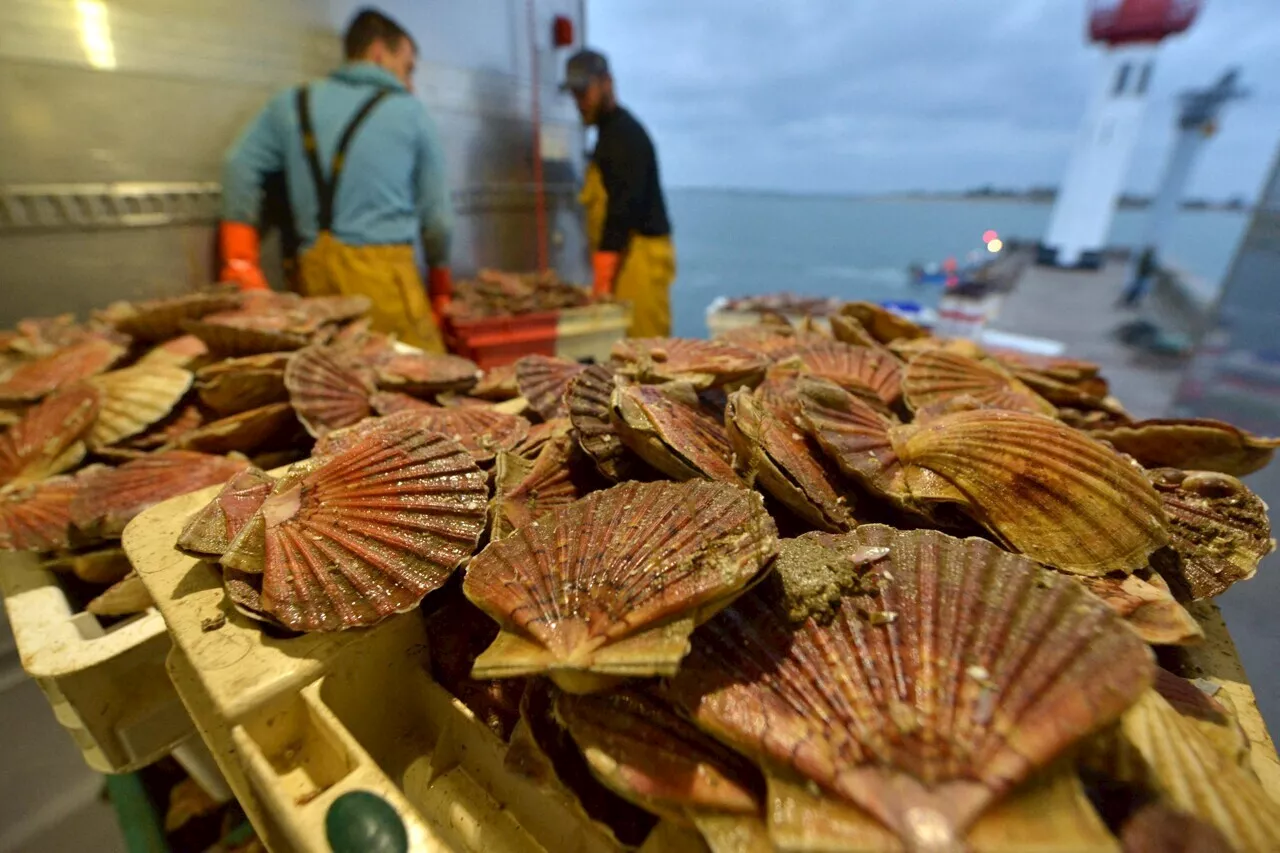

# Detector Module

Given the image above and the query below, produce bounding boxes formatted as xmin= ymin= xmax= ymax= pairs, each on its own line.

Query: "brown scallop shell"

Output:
xmin=725 ymin=389 xmax=854 ymax=531
xmin=136 ymin=335 xmax=210 ymax=370
xmin=195 ymin=352 xmax=290 ymax=416
xmin=85 ymin=571 xmax=154 ymax=617
xmin=1083 ymin=689 xmax=1280 ymax=853
xmin=217 ymin=429 xmax=487 ymax=632
xmin=515 ymin=355 xmax=586 ymax=420
xmin=990 ymin=350 xmax=1101 ymax=384
xmin=611 ymin=382 xmax=741 ymax=483
xmin=1120 ymin=805 xmax=1234 ymax=853
xmin=0 ymin=476 xmax=79 ymax=551
xmin=902 ymin=350 xmax=1056 ymax=415
xmin=611 ymin=337 xmax=768 ymax=389
xmin=1079 ymin=570 xmax=1204 ymax=646
xmin=668 ymin=525 xmax=1154 ymax=852
xmin=463 ymin=480 xmax=778 ymax=692
xmin=121 ymin=403 xmax=205 ymax=451
xmin=43 ymin=547 xmax=132 ymax=585
xmin=176 ymin=467 xmax=275 ymax=556
xmin=1147 ymin=468 xmax=1274 ymax=600
xmin=284 ymin=346 xmax=376 ymax=438
xmin=1093 ymin=418 xmax=1280 ymax=477
xmin=175 ymin=403 xmax=302 ymax=455
xmin=770 ymin=338 xmax=904 ymax=407
xmin=0 ymin=338 xmax=126 ymax=403
xmin=839 ymin=301 xmax=927 ymax=344
xmin=471 ymin=363 xmax=520 ymax=401
xmin=86 ymin=365 xmax=194 ymax=448
xmin=0 ymin=386 xmax=99 ymax=487
xmin=510 ymin=417 xmax=572 ymax=460
xmin=181 ymin=311 xmax=312 ymax=356
xmin=490 ymin=436 xmax=583 ymax=540
xmin=1018 ymin=369 xmax=1128 ymax=418
xmin=374 ymin=352 xmax=480 ymax=396
xmin=366 ymin=393 xmax=530 ymax=463
xmin=565 ymin=364 xmax=642 ymax=482
xmin=798 ymin=376 xmax=910 ymax=501
xmin=111 ymin=291 xmax=243 ymax=342
xmin=72 ymin=451 xmax=250 ymax=539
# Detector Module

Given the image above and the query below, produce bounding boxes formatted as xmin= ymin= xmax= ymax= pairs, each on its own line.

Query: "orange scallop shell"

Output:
xmin=111 ymin=291 xmax=242 ymax=343
xmin=284 ymin=346 xmax=376 ymax=438
xmin=611 ymin=383 xmax=741 ymax=483
xmin=86 ymin=365 xmax=195 ymax=448
xmin=0 ymin=476 xmax=80 ymax=552
xmin=0 ymin=386 xmax=99 ymax=487
xmin=366 ymin=393 xmax=530 ymax=463
xmin=611 ymin=337 xmax=768 ymax=389
xmin=769 ymin=338 xmax=903 ymax=407
xmin=1092 ymin=418 xmax=1280 ymax=477
xmin=716 ymin=325 xmax=827 ymax=358
xmin=565 ymin=364 xmax=642 ymax=482
xmin=0 ymin=338 xmax=126 ymax=403
xmin=490 ymin=435 xmax=583 ymax=540
xmin=176 ymin=402 xmax=302 ymax=455
xmin=798 ymin=376 xmax=908 ymax=500
xmin=195 ymin=352 xmax=290 ymax=416
xmin=515 ymin=355 xmax=586 ymax=420
xmin=902 ymin=350 xmax=1055 ymax=415
xmin=181 ymin=311 xmax=312 ymax=356
xmin=176 ymin=466 xmax=275 ymax=556
xmin=136 ymin=335 xmax=210 ymax=370
xmin=374 ymin=352 xmax=480 ymax=396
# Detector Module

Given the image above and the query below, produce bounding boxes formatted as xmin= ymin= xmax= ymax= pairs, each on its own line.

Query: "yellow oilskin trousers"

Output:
xmin=298 ymin=232 xmax=445 ymax=353
xmin=580 ymin=164 xmax=676 ymax=338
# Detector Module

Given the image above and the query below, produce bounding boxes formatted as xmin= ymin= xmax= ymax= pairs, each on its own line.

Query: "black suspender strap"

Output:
xmin=294 ymin=85 xmax=394 ymax=234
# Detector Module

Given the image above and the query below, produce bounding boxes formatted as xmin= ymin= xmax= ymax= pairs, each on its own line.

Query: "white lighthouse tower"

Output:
xmin=1039 ymin=0 xmax=1201 ymax=269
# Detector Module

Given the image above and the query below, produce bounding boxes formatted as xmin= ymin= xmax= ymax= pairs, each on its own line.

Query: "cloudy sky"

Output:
xmin=589 ymin=1 xmax=1280 ymax=199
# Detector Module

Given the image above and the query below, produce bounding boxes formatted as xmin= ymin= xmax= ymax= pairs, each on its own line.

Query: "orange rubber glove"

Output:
xmin=428 ymin=266 xmax=453 ymax=321
xmin=592 ymin=251 xmax=621 ymax=298
xmin=218 ymin=222 xmax=270 ymax=292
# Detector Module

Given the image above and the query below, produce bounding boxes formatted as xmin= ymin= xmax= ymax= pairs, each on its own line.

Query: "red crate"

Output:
xmin=445 ymin=311 xmax=559 ymax=369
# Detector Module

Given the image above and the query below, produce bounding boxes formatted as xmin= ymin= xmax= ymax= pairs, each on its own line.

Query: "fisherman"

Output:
xmin=219 ymin=8 xmax=452 ymax=352
xmin=564 ymin=49 xmax=675 ymax=338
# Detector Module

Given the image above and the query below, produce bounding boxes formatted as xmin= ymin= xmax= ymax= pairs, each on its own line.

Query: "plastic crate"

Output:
xmin=0 ymin=551 xmax=194 ymax=773
xmin=448 ymin=303 xmax=630 ymax=368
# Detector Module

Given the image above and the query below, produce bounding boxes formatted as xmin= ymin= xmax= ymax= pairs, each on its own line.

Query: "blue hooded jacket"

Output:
xmin=221 ymin=63 xmax=452 ymax=263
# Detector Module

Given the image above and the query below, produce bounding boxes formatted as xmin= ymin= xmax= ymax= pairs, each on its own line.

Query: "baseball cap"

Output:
xmin=562 ymin=49 xmax=610 ymax=93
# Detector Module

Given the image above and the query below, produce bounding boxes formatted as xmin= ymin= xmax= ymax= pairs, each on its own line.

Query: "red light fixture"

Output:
xmin=552 ymin=15 xmax=574 ymax=47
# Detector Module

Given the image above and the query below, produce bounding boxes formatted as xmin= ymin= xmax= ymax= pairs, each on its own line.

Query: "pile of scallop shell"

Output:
xmin=171 ymin=301 xmax=1279 ymax=851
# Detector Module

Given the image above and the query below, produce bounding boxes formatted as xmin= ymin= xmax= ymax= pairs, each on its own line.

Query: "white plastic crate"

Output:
xmin=554 ymin=303 xmax=631 ymax=362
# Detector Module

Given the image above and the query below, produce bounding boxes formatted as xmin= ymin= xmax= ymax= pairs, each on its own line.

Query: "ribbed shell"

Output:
xmin=611 ymin=338 xmax=768 ymax=389
xmin=991 ymin=351 xmax=1100 ymax=384
xmin=840 ymin=301 xmax=927 ymax=344
xmin=223 ymin=429 xmax=487 ymax=632
xmin=566 ymin=364 xmax=640 ymax=482
xmin=0 ymin=476 xmax=79 ymax=551
xmin=770 ymin=338 xmax=904 ymax=407
xmin=177 ymin=467 xmax=275 ymax=556
xmin=611 ymin=383 xmax=740 ymax=483
xmin=797 ymin=376 xmax=908 ymax=499
xmin=902 ymin=351 xmax=1055 ymax=415
xmin=85 ymin=571 xmax=153 ymax=617
xmin=555 ymin=688 xmax=763 ymax=823
xmin=716 ymin=326 xmax=825 ymax=358
xmin=1084 ymin=689 xmax=1280 ymax=853
xmin=1079 ymin=570 xmax=1203 ymax=646
xmin=668 ymin=525 xmax=1154 ymax=851
xmin=490 ymin=436 xmax=582 ymax=540
xmin=463 ymin=480 xmax=778 ymax=690
xmin=284 ymin=346 xmax=375 ymax=438
xmin=900 ymin=409 xmax=1170 ymax=575
xmin=1153 ymin=668 xmax=1251 ymax=769
xmin=0 ymin=386 xmax=99 ymax=487
xmin=111 ymin=292 xmax=242 ymax=342
xmin=725 ymin=389 xmax=854 ymax=532
xmin=71 ymin=451 xmax=250 ymax=539
xmin=176 ymin=403 xmax=301 ymax=455
xmin=374 ymin=352 xmax=480 ymax=396
xmin=1018 ymin=369 xmax=1126 ymax=416
xmin=298 ymin=294 xmax=372 ymax=325
xmin=181 ymin=312 xmax=312 ymax=356
xmin=515 ymin=355 xmax=586 ymax=420
xmin=136 ymin=335 xmax=210 ymax=369
xmin=86 ymin=365 xmax=194 ymax=448
xmin=195 ymin=352 xmax=290 ymax=416
xmin=472 ymin=363 xmax=520 ymax=400
xmin=0 ymin=338 xmax=125 ymax=402
xmin=829 ymin=313 xmax=897 ymax=354
xmin=366 ymin=393 xmax=530 ymax=463
xmin=510 ymin=417 xmax=571 ymax=460
xmin=1093 ymin=418 xmax=1280 ymax=477
xmin=1147 ymin=468 xmax=1274 ymax=600
xmin=122 ymin=403 xmax=204 ymax=450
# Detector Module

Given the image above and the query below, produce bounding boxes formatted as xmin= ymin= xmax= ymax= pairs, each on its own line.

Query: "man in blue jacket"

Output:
xmin=220 ymin=8 xmax=452 ymax=351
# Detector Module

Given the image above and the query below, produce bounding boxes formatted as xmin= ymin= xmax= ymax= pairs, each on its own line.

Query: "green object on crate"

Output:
xmin=326 ymin=790 xmax=408 ymax=853
xmin=106 ymin=773 xmax=169 ymax=853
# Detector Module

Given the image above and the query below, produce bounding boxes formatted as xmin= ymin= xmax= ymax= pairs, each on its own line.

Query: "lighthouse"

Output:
xmin=1039 ymin=0 xmax=1201 ymax=269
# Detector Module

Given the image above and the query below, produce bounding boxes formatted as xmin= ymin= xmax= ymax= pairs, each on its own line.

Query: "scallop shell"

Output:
xmin=1079 ymin=569 xmax=1203 ymax=646
xmin=284 ymin=346 xmax=376 ymax=438
xmin=0 ymin=338 xmax=126 ymax=403
xmin=1083 ymin=689 xmax=1280 ymax=853
xmin=1153 ymin=668 xmax=1251 ymax=768
xmin=43 ymin=547 xmax=132 ymax=585
xmin=725 ymin=389 xmax=854 ymax=532
xmin=175 ymin=467 xmax=275 ymax=557
xmin=798 ymin=376 xmax=909 ymax=501
xmin=770 ymin=338 xmax=904 ymax=407
xmin=374 ymin=352 xmax=480 ymax=396
xmin=195 ymin=352 xmax=290 ymax=416
xmin=902 ymin=350 xmax=1056 ymax=415
xmin=217 ymin=429 xmax=487 ymax=631
xmin=555 ymin=687 xmax=764 ymax=825
xmin=840 ymin=301 xmax=927 ymax=344
xmin=1093 ymin=418 xmax=1280 ymax=477
xmin=85 ymin=365 xmax=194 ymax=448
xmin=298 ymin=294 xmax=372 ymax=326
xmin=0 ymin=476 xmax=79 ymax=551
xmin=515 ymin=355 xmax=587 ymax=420
xmin=111 ymin=291 xmax=242 ymax=342
xmin=85 ymin=571 xmax=153 ymax=617
xmin=366 ymin=393 xmax=530 ymax=463
xmin=490 ymin=435 xmax=583 ymax=540
xmin=1018 ymin=369 xmax=1128 ymax=418
xmin=667 ymin=525 xmax=1154 ymax=851
xmin=990 ymin=350 xmax=1101 ymax=384
xmin=1059 ymin=406 xmax=1132 ymax=432
xmin=829 ymin=313 xmax=899 ymax=355
xmin=472 ymin=363 xmax=520 ymax=401
xmin=1119 ymin=804 xmax=1234 ymax=853
xmin=71 ymin=451 xmax=250 ymax=539
xmin=1147 ymin=468 xmax=1274 ymax=600
xmin=611 ymin=338 xmax=768 ymax=389
xmin=611 ymin=382 xmax=741 ymax=483
xmin=176 ymin=403 xmax=301 ymax=455
xmin=122 ymin=403 xmax=204 ymax=451
xmin=566 ymin=364 xmax=642 ymax=482
xmin=716 ymin=326 xmax=825 ymax=358
xmin=181 ymin=312 xmax=312 ymax=356
xmin=0 ymin=386 xmax=99 ymax=487
xmin=510 ymin=417 xmax=572 ymax=460
xmin=463 ymin=480 xmax=778 ymax=692
xmin=136 ymin=335 xmax=210 ymax=369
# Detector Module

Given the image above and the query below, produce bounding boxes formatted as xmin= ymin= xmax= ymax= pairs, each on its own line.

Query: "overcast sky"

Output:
xmin=588 ymin=1 xmax=1280 ymax=199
